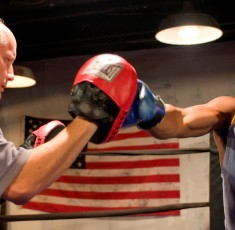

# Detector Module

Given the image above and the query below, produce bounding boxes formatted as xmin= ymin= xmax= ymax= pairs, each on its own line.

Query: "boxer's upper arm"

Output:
xmin=148 ymin=98 xmax=233 ymax=139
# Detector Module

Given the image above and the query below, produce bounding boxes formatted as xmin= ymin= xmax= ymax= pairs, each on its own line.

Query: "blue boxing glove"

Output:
xmin=123 ymin=79 xmax=165 ymax=129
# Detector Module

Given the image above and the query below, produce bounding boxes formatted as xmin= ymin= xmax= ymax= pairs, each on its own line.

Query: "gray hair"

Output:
xmin=0 ymin=18 xmax=6 ymax=45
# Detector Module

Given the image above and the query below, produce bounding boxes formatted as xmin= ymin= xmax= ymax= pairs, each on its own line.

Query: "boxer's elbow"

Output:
xmin=3 ymin=184 xmax=37 ymax=205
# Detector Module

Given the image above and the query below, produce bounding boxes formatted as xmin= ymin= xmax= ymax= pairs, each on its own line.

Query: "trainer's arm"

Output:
xmin=148 ymin=96 xmax=235 ymax=139
xmin=3 ymin=117 xmax=97 ymax=204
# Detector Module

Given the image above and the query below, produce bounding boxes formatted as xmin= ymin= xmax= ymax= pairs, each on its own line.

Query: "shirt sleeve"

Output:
xmin=0 ymin=129 xmax=32 ymax=197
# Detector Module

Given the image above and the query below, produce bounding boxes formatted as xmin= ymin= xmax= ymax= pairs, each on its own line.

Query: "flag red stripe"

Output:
xmin=57 ymin=174 xmax=180 ymax=184
xmin=88 ymin=143 xmax=179 ymax=152
xmin=40 ymin=189 xmax=180 ymax=199
xmin=86 ymin=158 xmax=180 ymax=169
xmin=23 ymin=202 xmax=180 ymax=216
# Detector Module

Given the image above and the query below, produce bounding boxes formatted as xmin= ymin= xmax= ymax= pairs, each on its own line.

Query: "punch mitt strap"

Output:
xmin=20 ymin=120 xmax=65 ymax=149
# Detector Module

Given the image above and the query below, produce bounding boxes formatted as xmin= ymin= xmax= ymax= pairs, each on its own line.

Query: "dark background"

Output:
xmin=0 ymin=0 xmax=235 ymax=62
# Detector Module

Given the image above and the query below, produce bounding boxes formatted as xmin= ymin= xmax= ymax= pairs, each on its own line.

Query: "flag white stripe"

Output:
xmin=29 ymin=195 xmax=180 ymax=208
xmin=64 ymin=167 xmax=179 ymax=177
xmin=84 ymin=154 xmax=179 ymax=162
xmin=88 ymin=137 xmax=178 ymax=150
xmin=49 ymin=182 xmax=180 ymax=192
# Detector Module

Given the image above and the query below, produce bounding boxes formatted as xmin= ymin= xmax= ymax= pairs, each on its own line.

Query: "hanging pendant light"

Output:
xmin=6 ymin=65 xmax=36 ymax=88
xmin=155 ymin=1 xmax=223 ymax=45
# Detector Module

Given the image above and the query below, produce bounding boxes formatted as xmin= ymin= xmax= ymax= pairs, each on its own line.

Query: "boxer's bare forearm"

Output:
xmin=148 ymin=103 xmax=227 ymax=139
xmin=3 ymin=117 xmax=97 ymax=204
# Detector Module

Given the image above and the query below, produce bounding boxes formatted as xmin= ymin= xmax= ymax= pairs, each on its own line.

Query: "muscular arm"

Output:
xmin=3 ymin=117 xmax=97 ymax=204
xmin=148 ymin=96 xmax=235 ymax=139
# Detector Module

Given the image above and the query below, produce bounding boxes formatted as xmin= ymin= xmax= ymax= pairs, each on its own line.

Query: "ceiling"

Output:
xmin=0 ymin=0 xmax=235 ymax=62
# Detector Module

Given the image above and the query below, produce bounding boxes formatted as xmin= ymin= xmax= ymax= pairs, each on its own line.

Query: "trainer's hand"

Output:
xmin=123 ymin=79 xmax=165 ymax=129
xmin=68 ymin=54 xmax=138 ymax=144
xmin=20 ymin=120 xmax=65 ymax=149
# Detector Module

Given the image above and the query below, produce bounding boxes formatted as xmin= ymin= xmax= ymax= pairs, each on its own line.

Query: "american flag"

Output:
xmin=22 ymin=116 xmax=180 ymax=216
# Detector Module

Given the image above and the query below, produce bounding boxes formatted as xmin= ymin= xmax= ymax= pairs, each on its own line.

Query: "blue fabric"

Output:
xmin=222 ymin=124 xmax=235 ymax=230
